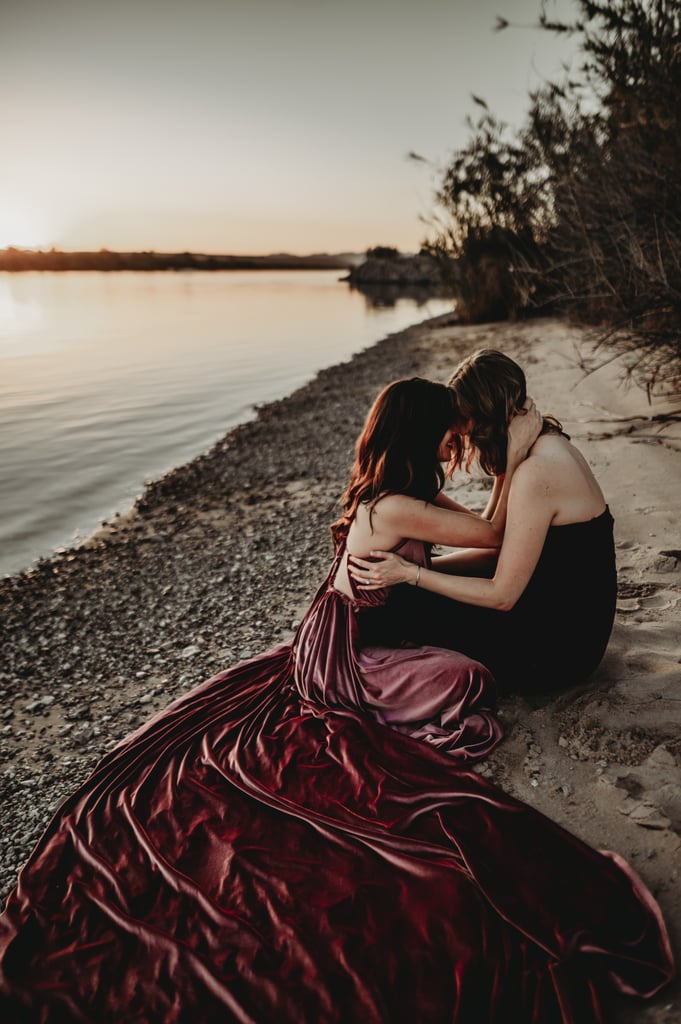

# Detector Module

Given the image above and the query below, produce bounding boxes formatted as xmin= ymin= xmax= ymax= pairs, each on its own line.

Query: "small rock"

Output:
xmin=619 ymin=797 xmax=671 ymax=830
xmin=647 ymin=745 xmax=677 ymax=770
xmin=630 ymin=805 xmax=671 ymax=830
xmin=652 ymin=555 xmax=678 ymax=573
xmin=180 ymin=645 xmax=201 ymax=659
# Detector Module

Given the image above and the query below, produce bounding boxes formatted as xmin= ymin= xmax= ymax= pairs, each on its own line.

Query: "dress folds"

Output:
xmin=0 ymin=539 xmax=673 ymax=1022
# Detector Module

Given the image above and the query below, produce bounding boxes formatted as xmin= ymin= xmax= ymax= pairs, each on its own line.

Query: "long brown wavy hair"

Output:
xmin=331 ymin=378 xmax=458 ymax=549
xmin=447 ymin=349 xmax=567 ymax=475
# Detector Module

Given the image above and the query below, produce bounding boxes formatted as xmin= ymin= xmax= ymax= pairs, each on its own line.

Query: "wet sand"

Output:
xmin=1 ymin=313 xmax=679 ymax=1020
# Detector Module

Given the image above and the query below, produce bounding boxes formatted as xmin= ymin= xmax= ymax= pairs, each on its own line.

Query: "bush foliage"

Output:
xmin=430 ymin=0 xmax=681 ymax=392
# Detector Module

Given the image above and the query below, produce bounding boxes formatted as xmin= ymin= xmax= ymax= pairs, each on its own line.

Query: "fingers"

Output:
xmin=524 ymin=396 xmax=542 ymax=420
xmin=348 ymin=568 xmax=384 ymax=589
xmin=348 ymin=552 xmax=390 ymax=569
xmin=348 ymin=563 xmax=371 ymax=580
xmin=348 ymin=554 xmax=389 ymax=589
xmin=348 ymin=556 xmax=373 ymax=570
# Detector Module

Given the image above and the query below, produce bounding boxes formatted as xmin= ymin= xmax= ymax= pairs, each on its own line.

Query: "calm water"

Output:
xmin=0 ymin=271 xmax=452 ymax=576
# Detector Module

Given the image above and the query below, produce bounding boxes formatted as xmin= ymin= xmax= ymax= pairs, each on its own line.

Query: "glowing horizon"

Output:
xmin=0 ymin=205 xmax=425 ymax=256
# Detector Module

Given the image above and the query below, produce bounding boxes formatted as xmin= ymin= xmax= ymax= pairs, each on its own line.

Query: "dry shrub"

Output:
xmin=431 ymin=0 xmax=681 ymax=392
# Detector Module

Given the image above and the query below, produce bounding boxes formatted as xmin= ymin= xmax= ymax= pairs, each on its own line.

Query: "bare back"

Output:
xmin=333 ymin=501 xmax=405 ymax=598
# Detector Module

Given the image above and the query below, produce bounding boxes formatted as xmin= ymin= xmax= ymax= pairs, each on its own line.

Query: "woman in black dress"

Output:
xmin=350 ymin=349 xmax=617 ymax=692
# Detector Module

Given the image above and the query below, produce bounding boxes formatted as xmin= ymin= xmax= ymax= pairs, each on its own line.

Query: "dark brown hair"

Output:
xmin=447 ymin=349 xmax=566 ymax=475
xmin=331 ymin=378 xmax=458 ymax=549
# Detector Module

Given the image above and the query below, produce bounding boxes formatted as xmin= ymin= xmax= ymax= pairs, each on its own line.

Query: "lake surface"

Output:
xmin=0 ymin=271 xmax=452 ymax=576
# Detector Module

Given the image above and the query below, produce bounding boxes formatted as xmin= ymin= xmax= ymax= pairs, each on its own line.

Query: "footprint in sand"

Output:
xmin=615 ymin=579 xmax=680 ymax=616
xmin=622 ymin=650 xmax=680 ymax=676
xmin=600 ymin=746 xmax=681 ymax=835
xmin=640 ymin=592 xmax=680 ymax=612
xmin=619 ymin=579 xmax=660 ymax=595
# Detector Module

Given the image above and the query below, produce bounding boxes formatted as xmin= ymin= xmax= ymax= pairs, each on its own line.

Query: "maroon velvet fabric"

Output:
xmin=0 ymin=543 xmax=673 ymax=1022
xmin=295 ymin=540 xmax=502 ymax=758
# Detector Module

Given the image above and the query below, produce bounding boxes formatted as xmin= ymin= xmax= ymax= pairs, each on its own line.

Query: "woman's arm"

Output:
xmin=435 ymin=475 xmax=504 ymax=519
xmin=480 ymin=474 xmax=505 ymax=521
xmin=370 ymin=494 xmax=503 ymax=551
xmin=455 ymin=400 xmax=543 ymax=539
xmin=374 ymin=401 xmax=543 ymax=550
xmin=351 ymin=459 xmax=556 ymax=610
xmin=431 ymin=547 xmax=498 ymax=576
xmin=433 ymin=492 xmax=478 ymax=515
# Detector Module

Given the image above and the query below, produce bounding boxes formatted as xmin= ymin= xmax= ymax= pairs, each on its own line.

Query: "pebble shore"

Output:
xmin=0 ymin=311 xmax=459 ymax=900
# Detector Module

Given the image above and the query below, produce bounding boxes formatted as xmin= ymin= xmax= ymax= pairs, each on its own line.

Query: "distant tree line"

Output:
xmin=0 ymin=248 xmax=357 ymax=273
xmin=427 ymin=0 xmax=681 ymax=392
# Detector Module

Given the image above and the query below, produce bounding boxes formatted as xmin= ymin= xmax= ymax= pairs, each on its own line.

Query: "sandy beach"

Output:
xmin=1 ymin=313 xmax=679 ymax=1021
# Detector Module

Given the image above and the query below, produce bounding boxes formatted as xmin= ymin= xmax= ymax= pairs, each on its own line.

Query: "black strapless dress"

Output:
xmin=362 ymin=509 xmax=617 ymax=693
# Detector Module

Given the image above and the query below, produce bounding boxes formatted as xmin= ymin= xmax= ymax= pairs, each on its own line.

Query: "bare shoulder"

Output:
xmin=351 ymin=493 xmax=425 ymax=534
xmin=370 ymin=492 xmax=426 ymax=523
xmin=349 ymin=492 xmax=434 ymax=552
xmin=512 ymin=434 xmax=568 ymax=494
xmin=526 ymin=432 xmax=579 ymax=472
xmin=514 ymin=431 xmax=604 ymax=519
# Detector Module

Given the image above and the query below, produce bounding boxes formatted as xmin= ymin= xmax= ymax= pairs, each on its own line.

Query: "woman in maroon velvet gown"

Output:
xmin=351 ymin=350 xmax=618 ymax=694
xmin=0 ymin=379 xmax=673 ymax=1023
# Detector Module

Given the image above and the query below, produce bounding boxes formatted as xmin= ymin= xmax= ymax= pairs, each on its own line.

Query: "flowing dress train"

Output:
xmin=0 ymin=538 xmax=673 ymax=1023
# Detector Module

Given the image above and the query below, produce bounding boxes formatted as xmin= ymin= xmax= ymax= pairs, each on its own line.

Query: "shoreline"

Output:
xmin=1 ymin=312 xmax=680 ymax=1020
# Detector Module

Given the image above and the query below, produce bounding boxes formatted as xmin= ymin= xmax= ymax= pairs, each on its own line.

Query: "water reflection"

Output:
xmin=347 ymin=280 xmax=454 ymax=310
xmin=0 ymin=270 xmax=453 ymax=575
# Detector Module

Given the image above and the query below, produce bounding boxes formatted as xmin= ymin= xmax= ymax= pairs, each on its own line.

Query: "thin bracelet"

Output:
xmin=414 ymin=565 xmax=421 ymax=587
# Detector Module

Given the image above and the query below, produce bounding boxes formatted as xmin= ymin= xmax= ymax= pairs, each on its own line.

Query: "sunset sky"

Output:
xmin=1 ymin=0 xmax=580 ymax=255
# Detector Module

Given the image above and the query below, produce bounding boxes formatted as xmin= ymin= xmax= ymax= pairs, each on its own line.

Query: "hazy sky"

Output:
xmin=1 ymin=0 xmax=581 ymax=254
